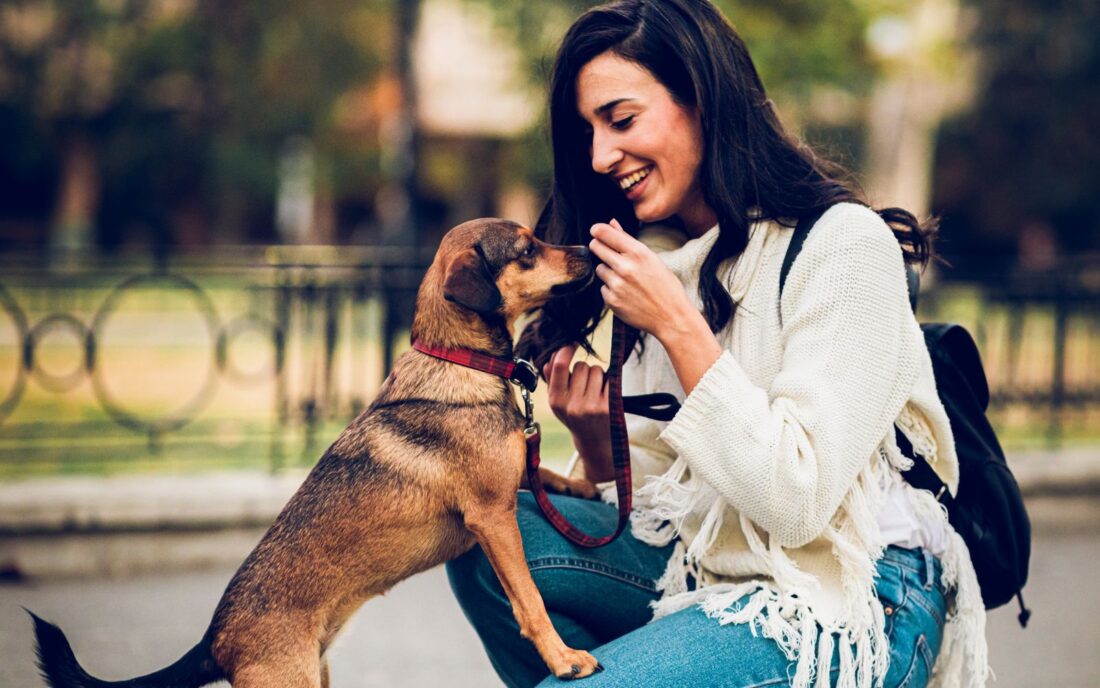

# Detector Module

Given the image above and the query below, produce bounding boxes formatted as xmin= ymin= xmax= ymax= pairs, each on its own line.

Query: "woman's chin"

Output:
xmin=631 ymin=199 xmax=667 ymax=225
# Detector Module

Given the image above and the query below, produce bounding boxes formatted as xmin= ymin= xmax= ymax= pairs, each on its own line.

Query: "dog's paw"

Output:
xmin=564 ymin=477 xmax=599 ymax=500
xmin=535 ymin=469 xmax=600 ymax=500
xmin=552 ymin=649 xmax=602 ymax=680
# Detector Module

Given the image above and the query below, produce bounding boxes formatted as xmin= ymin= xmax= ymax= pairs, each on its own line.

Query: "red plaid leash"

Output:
xmin=411 ymin=323 xmax=634 ymax=548
xmin=523 ymin=317 xmax=633 ymax=547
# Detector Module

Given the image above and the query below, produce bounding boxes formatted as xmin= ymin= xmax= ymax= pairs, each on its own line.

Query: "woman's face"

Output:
xmin=575 ymin=51 xmax=717 ymax=236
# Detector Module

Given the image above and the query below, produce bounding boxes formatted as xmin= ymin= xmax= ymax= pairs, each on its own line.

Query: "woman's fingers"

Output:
xmin=586 ymin=365 xmax=606 ymax=408
xmin=594 ymin=263 xmax=623 ymax=290
xmin=545 ymin=345 xmax=577 ymax=405
xmin=588 ymin=234 xmax=625 ymax=271
xmin=542 ymin=343 xmax=610 ymax=425
xmin=590 ymin=220 xmax=638 ymax=254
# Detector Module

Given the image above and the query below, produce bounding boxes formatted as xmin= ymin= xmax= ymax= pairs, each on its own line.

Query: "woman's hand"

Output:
xmin=591 ymin=218 xmax=724 ymax=396
xmin=543 ymin=345 xmax=614 ymax=483
xmin=589 ymin=219 xmax=694 ymax=340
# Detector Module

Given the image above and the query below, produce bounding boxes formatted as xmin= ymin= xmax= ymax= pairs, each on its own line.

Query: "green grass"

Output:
xmin=0 ymin=417 xmax=577 ymax=480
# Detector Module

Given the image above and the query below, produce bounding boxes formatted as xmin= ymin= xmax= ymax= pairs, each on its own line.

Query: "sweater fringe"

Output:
xmin=629 ymin=434 xmax=988 ymax=688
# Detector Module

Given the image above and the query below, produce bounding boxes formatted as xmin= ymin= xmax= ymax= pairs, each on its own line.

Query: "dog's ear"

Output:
xmin=443 ymin=248 xmax=502 ymax=314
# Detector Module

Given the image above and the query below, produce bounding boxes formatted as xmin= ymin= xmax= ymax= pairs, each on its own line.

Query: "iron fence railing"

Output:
xmin=0 ymin=247 xmax=433 ymax=474
xmin=918 ymin=260 xmax=1100 ymax=446
xmin=0 ymin=249 xmax=1097 ymax=476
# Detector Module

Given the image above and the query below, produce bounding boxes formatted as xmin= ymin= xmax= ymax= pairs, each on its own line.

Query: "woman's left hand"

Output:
xmin=589 ymin=219 xmax=692 ymax=339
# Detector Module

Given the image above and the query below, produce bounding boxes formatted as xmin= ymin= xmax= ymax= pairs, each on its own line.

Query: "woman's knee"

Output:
xmin=447 ymin=501 xmax=578 ymax=602
xmin=446 ymin=493 xmax=574 ymax=609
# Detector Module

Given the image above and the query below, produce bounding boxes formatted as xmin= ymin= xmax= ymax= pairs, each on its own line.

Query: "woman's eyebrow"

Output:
xmin=594 ymin=98 xmax=636 ymax=117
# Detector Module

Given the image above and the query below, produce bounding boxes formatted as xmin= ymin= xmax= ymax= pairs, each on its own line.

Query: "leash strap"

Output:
xmin=523 ymin=316 xmax=633 ymax=547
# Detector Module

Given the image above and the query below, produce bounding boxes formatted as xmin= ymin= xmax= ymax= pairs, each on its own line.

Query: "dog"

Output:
xmin=30 ymin=218 xmax=604 ymax=687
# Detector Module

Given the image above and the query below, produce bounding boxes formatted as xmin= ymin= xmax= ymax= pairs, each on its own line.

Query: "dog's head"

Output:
xmin=427 ymin=218 xmax=593 ymax=326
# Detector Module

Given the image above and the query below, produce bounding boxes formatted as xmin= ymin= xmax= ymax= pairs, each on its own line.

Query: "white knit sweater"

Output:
xmin=576 ymin=203 xmax=988 ymax=688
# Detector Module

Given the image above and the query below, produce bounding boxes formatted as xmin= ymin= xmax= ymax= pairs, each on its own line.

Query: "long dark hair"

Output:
xmin=518 ymin=0 xmax=935 ymax=367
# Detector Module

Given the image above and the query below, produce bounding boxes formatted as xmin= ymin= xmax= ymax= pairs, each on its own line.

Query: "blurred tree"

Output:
xmin=931 ymin=0 xmax=1100 ymax=278
xmin=0 ymin=0 xmax=390 ymax=252
xmin=0 ymin=0 xmax=141 ymax=252
xmin=474 ymin=0 xmax=912 ymax=193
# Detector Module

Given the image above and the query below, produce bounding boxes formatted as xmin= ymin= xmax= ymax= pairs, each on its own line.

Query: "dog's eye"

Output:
xmin=523 ymin=243 xmax=536 ymax=257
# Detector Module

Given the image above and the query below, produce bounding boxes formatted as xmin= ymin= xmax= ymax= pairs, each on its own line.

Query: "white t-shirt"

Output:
xmin=877 ymin=468 xmax=949 ymax=555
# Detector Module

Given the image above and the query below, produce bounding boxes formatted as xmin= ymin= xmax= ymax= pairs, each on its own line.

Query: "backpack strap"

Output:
xmin=894 ymin=427 xmax=955 ymax=512
xmin=779 ymin=206 xmax=921 ymax=313
xmin=778 ymin=210 xmax=822 ymax=308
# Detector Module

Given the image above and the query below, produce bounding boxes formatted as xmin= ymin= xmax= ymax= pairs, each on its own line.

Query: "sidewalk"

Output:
xmin=1 ymin=447 xmax=1097 ymax=578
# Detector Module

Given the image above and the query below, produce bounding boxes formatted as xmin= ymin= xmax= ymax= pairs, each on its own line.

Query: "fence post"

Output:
xmin=1049 ymin=289 xmax=1068 ymax=448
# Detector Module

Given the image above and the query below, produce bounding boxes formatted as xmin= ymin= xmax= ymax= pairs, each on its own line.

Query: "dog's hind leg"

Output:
xmin=320 ymin=656 xmax=330 ymax=688
xmin=232 ymin=653 xmax=322 ymax=688
xmin=464 ymin=501 xmax=602 ymax=680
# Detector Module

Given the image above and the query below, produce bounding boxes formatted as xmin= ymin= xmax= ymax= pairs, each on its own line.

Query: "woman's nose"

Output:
xmin=590 ymin=128 xmax=623 ymax=175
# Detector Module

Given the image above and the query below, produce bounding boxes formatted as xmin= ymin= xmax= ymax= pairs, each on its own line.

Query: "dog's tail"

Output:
xmin=28 ymin=609 xmax=224 ymax=688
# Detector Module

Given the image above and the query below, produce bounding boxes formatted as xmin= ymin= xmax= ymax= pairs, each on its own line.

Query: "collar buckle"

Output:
xmin=509 ymin=357 xmax=539 ymax=394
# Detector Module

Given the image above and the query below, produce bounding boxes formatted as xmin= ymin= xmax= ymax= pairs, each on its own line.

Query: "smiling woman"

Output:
xmin=445 ymin=2 xmax=989 ymax=688
xmin=576 ymin=53 xmax=714 ymax=236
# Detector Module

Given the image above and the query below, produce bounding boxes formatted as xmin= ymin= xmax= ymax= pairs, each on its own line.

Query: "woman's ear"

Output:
xmin=442 ymin=248 xmax=502 ymax=313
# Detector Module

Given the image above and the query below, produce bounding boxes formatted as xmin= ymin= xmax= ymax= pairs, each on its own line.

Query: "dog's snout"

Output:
xmin=558 ymin=244 xmax=590 ymax=260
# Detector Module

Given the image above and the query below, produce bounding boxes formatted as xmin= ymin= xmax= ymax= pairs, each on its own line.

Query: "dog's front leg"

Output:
xmin=464 ymin=502 xmax=602 ymax=681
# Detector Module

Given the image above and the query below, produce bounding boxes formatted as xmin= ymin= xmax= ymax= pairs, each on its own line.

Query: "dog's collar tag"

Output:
xmin=509 ymin=358 xmax=539 ymax=394
xmin=519 ymin=384 xmax=538 ymax=435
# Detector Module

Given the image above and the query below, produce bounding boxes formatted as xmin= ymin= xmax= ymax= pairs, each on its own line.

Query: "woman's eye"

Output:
xmin=611 ymin=115 xmax=634 ymax=130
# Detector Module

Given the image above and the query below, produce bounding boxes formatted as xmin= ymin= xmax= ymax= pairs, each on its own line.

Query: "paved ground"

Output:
xmin=2 ymin=495 xmax=1099 ymax=687
xmin=2 ymin=562 xmax=499 ymax=688
xmin=2 ymin=450 xmax=1097 ymax=686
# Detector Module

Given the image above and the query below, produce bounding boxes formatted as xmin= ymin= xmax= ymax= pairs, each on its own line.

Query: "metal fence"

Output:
xmin=0 ymin=247 xmax=433 ymax=476
xmin=0 ymin=250 xmax=1097 ymax=477
xmin=918 ymin=259 xmax=1100 ymax=447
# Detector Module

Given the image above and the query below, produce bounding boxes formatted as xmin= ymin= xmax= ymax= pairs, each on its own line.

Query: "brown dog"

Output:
xmin=30 ymin=218 xmax=603 ymax=687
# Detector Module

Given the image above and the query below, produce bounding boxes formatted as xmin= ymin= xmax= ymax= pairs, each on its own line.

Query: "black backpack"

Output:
xmin=780 ymin=210 xmax=1033 ymax=626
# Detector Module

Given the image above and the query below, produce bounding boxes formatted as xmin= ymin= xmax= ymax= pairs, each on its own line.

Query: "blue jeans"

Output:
xmin=447 ymin=492 xmax=947 ymax=688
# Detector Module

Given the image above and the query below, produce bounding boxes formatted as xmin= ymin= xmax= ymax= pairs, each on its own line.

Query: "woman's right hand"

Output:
xmin=543 ymin=345 xmax=615 ymax=483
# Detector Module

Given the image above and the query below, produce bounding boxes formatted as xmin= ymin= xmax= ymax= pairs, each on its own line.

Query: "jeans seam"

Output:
xmin=898 ymin=634 xmax=931 ymax=688
xmin=741 ymin=666 xmax=841 ymax=688
xmin=742 ymin=677 xmax=790 ymax=688
xmin=918 ymin=632 xmax=935 ymax=671
xmin=876 ymin=563 xmax=909 ymax=639
xmin=882 ymin=553 xmax=923 ymax=576
xmin=526 ymin=557 xmax=658 ymax=592
xmin=906 ymin=586 xmax=946 ymax=627
xmin=882 ymin=548 xmax=943 ymax=583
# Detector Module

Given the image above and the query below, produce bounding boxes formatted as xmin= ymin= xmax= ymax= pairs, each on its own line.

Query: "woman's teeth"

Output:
xmin=619 ymin=167 xmax=652 ymax=191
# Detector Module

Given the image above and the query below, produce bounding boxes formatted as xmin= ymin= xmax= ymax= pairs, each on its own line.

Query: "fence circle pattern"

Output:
xmin=25 ymin=313 xmax=90 ymax=393
xmin=216 ymin=315 xmax=285 ymax=384
xmin=88 ymin=273 xmax=221 ymax=435
xmin=0 ymin=285 xmax=28 ymax=422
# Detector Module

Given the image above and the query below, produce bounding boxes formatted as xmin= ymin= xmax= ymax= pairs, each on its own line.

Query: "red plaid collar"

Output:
xmin=411 ymin=340 xmax=539 ymax=393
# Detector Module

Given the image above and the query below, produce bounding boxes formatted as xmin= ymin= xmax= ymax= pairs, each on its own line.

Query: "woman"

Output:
xmin=446 ymin=1 xmax=989 ymax=686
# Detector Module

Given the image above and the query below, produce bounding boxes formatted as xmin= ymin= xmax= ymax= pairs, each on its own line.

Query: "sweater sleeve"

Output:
xmin=658 ymin=205 xmax=919 ymax=548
